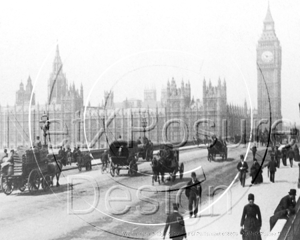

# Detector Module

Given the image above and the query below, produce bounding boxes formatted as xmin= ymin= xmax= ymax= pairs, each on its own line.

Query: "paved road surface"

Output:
xmin=0 ymin=145 xmax=263 ymax=240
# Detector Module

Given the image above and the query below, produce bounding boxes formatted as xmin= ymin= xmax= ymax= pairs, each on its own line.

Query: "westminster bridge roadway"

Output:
xmin=0 ymin=145 xmax=265 ymax=240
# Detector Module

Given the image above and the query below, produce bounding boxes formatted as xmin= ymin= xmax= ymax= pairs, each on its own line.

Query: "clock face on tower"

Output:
xmin=261 ymin=51 xmax=274 ymax=63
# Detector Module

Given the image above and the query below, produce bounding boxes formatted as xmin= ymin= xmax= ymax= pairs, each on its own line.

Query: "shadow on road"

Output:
xmin=210 ymin=157 xmax=235 ymax=163
xmin=15 ymin=183 xmax=81 ymax=197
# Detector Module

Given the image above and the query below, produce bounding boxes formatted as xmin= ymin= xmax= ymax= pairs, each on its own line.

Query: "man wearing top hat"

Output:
xmin=185 ymin=172 xmax=204 ymax=218
xmin=163 ymin=203 xmax=187 ymax=240
xmin=269 ymin=189 xmax=297 ymax=230
xmin=237 ymin=155 xmax=248 ymax=187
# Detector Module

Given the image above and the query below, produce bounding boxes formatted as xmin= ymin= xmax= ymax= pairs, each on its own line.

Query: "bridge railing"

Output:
xmin=276 ymin=195 xmax=300 ymax=240
xmin=266 ymin=194 xmax=300 ymax=240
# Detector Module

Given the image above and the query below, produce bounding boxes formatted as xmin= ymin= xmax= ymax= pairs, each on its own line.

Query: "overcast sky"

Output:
xmin=0 ymin=0 xmax=300 ymax=123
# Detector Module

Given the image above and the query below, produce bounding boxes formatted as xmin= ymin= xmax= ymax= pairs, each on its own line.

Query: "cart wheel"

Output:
xmin=42 ymin=174 xmax=51 ymax=191
xmin=180 ymin=163 xmax=184 ymax=179
xmin=28 ymin=169 xmax=41 ymax=193
xmin=2 ymin=177 xmax=13 ymax=195
xmin=86 ymin=161 xmax=92 ymax=171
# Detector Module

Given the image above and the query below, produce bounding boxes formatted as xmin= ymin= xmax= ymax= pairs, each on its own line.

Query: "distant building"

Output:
xmin=0 ymin=5 xmax=282 ymax=148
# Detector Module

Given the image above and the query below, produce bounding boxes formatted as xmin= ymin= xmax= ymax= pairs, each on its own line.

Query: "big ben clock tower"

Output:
xmin=257 ymin=4 xmax=282 ymax=124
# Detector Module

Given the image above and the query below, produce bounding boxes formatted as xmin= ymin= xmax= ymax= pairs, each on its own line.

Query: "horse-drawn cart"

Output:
xmin=76 ymin=152 xmax=92 ymax=172
xmin=109 ymin=140 xmax=138 ymax=177
xmin=151 ymin=143 xmax=184 ymax=184
xmin=1 ymin=148 xmax=53 ymax=195
xmin=207 ymin=139 xmax=227 ymax=161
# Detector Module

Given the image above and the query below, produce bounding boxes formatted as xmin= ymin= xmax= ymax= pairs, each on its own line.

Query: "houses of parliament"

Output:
xmin=0 ymin=6 xmax=282 ymax=149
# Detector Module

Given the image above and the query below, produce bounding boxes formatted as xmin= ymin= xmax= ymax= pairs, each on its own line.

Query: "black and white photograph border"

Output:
xmin=0 ymin=1 xmax=300 ymax=240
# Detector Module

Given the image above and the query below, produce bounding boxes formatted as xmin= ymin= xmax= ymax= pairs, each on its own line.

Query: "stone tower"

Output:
xmin=257 ymin=4 xmax=282 ymax=123
xmin=16 ymin=76 xmax=35 ymax=106
xmin=48 ymin=45 xmax=68 ymax=104
xmin=203 ymin=78 xmax=227 ymax=137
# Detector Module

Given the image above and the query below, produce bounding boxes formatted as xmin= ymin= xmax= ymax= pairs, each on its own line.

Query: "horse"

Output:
xmin=151 ymin=149 xmax=178 ymax=185
xmin=47 ymin=155 xmax=63 ymax=187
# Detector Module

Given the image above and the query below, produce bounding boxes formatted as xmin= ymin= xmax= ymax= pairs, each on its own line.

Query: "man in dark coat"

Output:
xmin=288 ymin=148 xmax=294 ymax=168
xmin=163 ymin=203 xmax=187 ymax=240
xmin=275 ymin=146 xmax=281 ymax=168
xmin=267 ymin=156 xmax=277 ymax=183
xmin=281 ymin=148 xmax=287 ymax=166
xmin=270 ymin=189 xmax=297 ymax=230
xmin=237 ymin=155 xmax=248 ymax=187
xmin=251 ymin=143 xmax=257 ymax=160
xmin=185 ymin=172 xmax=204 ymax=218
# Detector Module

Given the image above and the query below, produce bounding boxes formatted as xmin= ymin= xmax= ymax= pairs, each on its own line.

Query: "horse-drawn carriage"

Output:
xmin=151 ymin=143 xmax=184 ymax=185
xmin=207 ymin=138 xmax=227 ymax=161
xmin=136 ymin=137 xmax=153 ymax=161
xmin=108 ymin=140 xmax=139 ymax=177
xmin=1 ymin=147 xmax=61 ymax=195
xmin=76 ymin=151 xmax=92 ymax=172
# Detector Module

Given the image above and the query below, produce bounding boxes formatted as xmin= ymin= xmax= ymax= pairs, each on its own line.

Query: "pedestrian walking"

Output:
xmin=288 ymin=147 xmax=294 ymax=168
xmin=251 ymin=143 xmax=257 ymax=160
xmin=275 ymin=146 xmax=280 ymax=168
xmin=185 ymin=172 xmax=204 ymax=218
xmin=66 ymin=147 xmax=72 ymax=165
xmin=237 ymin=155 xmax=248 ymax=187
xmin=163 ymin=203 xmax=187 ymax=240
xmin=269 ymin=189 xmax=296 ymax=230
xmin=240 ymin=193 xmax=262 ymax=240
xmin=294 ymin=144 xmax=299 ymax=161
xmin=267 ymin=156 xmax=277 ymax=183
xmin=281 ymin=148 xmax=287 ymax=166
xmin=250 ymin=159 xmax=262 ymax=184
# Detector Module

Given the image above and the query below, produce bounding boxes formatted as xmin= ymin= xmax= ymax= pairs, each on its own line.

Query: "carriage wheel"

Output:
xmin=179 ymin=163 xmax=184 ymax=179
xmin=1 ymin=177 xmax=13 ymax=195
xmin=42 ymin=174 xmax=51 ymax=191
xmin=86 ymin=161 xmax=92 ymax=171
xmin=28 ymin=169 xmax=41 ymax=193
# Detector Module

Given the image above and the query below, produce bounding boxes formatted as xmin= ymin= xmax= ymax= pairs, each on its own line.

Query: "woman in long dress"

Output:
xmin=240 ymin=194 xmax=262 ymax=240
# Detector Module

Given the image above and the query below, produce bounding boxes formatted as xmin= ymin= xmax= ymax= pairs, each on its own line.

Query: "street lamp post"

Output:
xmin=40 ymin=113 xmax=50 ymax=147
xmin=141 ymin=116 xmax=147 ymax=139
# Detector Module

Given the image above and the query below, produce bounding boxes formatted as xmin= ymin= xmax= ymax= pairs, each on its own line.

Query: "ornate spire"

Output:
xmin=264 ymin=2 xmax=274 ymax=23
xmin=53 ymin=44 xmax=63 ymax=74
